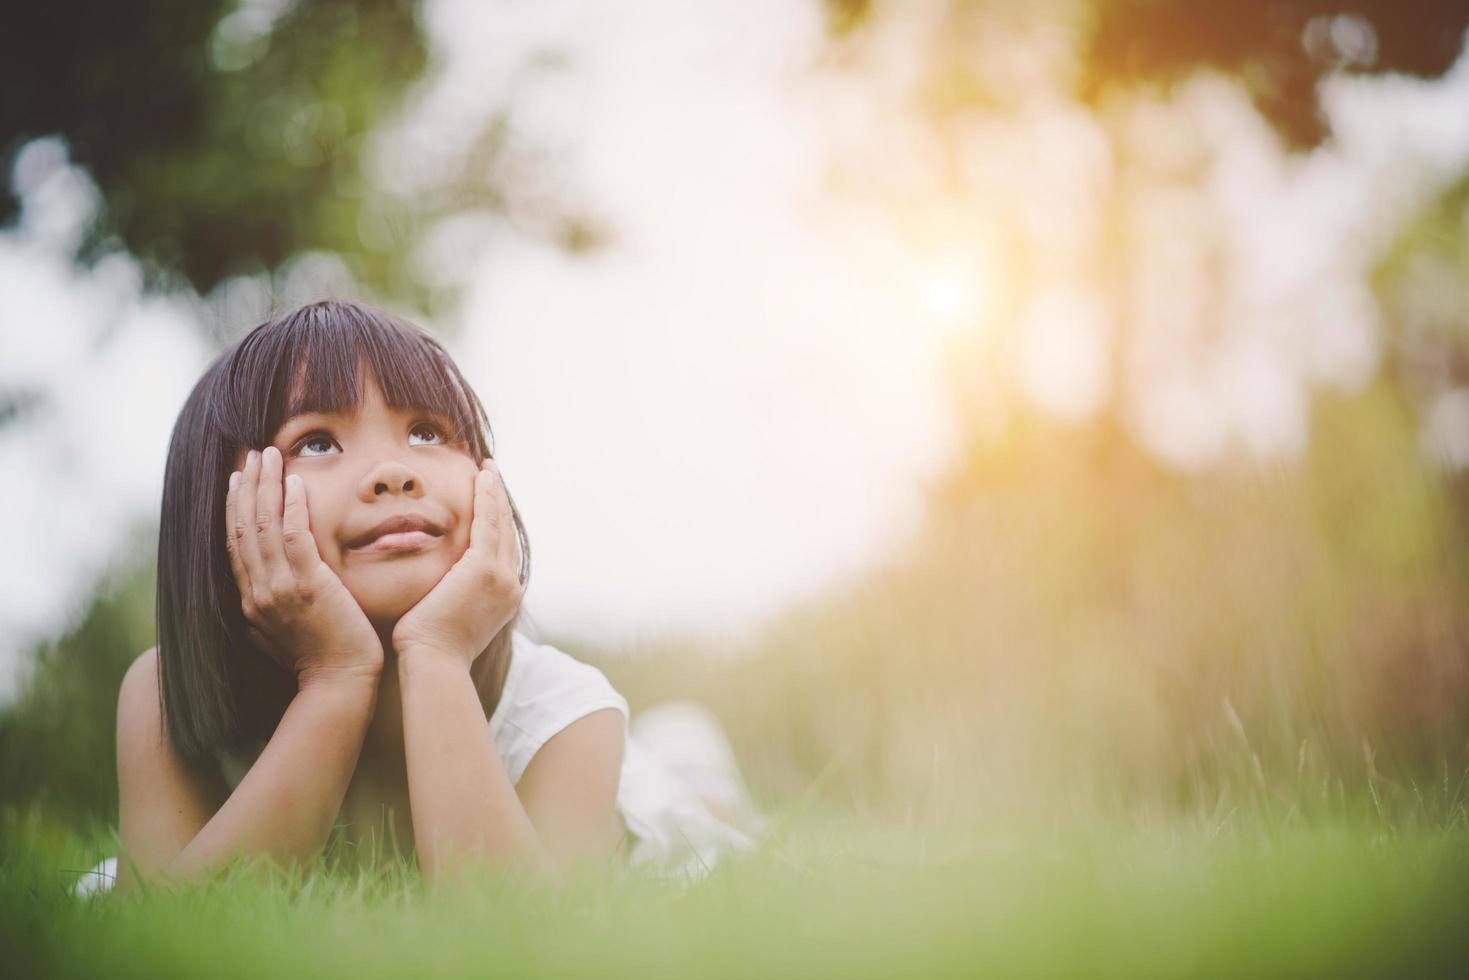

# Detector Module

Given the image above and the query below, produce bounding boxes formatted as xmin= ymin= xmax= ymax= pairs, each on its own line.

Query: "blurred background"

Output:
xmin=3 ymin=0 xmax=1469 ymax=833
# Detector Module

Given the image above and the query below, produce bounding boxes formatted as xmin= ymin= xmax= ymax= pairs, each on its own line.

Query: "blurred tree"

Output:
xmin=0 ymin=0 xmax=428 ymax=299
xmin=0 ymin=554 xmax=156 ymax=828
xmin=1082 ymin=0 xmax=1469 ymax=150
xmin=826 ymin=0 xmax=1469 ymax=150
xmin=794 ymin=0 xmax=1469 ymax=818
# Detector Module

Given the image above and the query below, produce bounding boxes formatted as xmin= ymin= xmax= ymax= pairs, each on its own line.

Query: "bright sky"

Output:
xmin=2 ymin=3 xmax=1469 ymax=699
xmin=437 ymin=0 xmax=957 ymax=646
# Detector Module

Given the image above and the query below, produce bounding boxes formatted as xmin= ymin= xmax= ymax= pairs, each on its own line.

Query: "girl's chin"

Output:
xmin=347 ymin=570 xmax=447 ymax=628
xmin=332 ymin=542 xmax=463 ymax=625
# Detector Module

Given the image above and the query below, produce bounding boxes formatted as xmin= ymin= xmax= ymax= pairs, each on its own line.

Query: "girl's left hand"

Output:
xmin=393 ymin=459 xmax=523 ymax=666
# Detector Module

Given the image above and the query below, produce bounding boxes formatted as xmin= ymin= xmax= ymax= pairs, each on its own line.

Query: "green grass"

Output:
xmin=4 ymin=805 xmax=1466 ymax=980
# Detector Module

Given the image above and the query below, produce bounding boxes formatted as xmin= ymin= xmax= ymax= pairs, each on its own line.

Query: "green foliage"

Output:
xmin=0 ymin=544 xmax=156 ymax=827
xmin=1 ymin=0 xmax=429 ymax=300
xmin=1375 ymin=170 xmax=1469 ymax=392
xmin=1081 ymin=0 xmax=1469 ymax=149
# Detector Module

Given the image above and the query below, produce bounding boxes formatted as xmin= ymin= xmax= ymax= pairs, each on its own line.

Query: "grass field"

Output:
xmin=4 ymin=802 xmax=1467 ymax=980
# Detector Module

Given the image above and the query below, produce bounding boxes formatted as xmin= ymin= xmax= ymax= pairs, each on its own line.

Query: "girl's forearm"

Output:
xmin=163 ymin=670 xmax=379 ymax=883
xmin=397 ymin=648 xmax=552 ymax=883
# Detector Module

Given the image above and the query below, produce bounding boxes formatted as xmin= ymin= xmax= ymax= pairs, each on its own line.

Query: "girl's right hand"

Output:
xmin=224 ymin=446 xmax=384 ymax=687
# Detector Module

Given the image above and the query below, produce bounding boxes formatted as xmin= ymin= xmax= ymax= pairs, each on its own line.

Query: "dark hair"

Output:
xmin=155 ymin=299 xmax=529 ymax=763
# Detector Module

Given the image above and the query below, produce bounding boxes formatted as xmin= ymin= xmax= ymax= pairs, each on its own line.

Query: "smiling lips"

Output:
xmin=347 ymin=514 xmax=446 ymax=554
xmin=357 ymin=530 xmax=439 ymax=554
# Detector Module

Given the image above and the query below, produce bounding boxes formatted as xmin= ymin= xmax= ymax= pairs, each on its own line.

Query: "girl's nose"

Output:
xmin=358 ymin=459 xmax=425 ymax=500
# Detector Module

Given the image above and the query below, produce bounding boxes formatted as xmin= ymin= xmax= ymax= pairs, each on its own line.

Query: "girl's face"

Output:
xmin=238 ymin=374 xmax=479 ymax=630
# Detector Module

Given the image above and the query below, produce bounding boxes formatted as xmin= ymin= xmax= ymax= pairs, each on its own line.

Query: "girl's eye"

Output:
xmin=408 ymin=422 xmax=447 ymax=447
xmin=293 ymin=432 xmax=340 ymax=458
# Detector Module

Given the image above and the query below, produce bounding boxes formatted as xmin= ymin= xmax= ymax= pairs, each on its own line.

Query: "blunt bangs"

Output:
xmin=217 ymin=300 xmax=494 ymax=461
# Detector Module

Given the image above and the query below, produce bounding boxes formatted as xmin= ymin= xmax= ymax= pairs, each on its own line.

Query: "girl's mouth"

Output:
xmin=353 ymin=530 xmax=441 ymax=555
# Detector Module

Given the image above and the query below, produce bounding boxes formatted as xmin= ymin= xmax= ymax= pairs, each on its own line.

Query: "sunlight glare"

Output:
xmin=914 ymin=238 xmax=1001 ymax=338
xmin=920 ymin=271 xmax=974 ymax=324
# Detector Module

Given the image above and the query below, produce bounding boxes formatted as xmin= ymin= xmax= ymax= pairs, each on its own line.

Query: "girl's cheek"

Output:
xmin=450 ymin=522 xmax=472 ymax=560
xmin=314 ymin=530 xmax=339 ymax=567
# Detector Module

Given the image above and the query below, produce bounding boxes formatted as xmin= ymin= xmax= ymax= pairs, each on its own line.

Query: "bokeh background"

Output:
xmin=4 ymin=0 xmax=1469 ymax=838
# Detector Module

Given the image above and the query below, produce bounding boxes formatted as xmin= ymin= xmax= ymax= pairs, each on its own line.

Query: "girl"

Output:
xmin=105 ymin=299 xmax=761 ymax=893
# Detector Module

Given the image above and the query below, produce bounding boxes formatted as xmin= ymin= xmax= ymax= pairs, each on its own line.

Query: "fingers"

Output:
xmin=474 ymin=458 xmax=519 ymax=573
xmin=489 ymin=460 xmax=519 ymax=571
xmin=234 ymin=450 xmax=267 ymax=588
xmin=281 ymin=472 xmax=322 ymax=574
xmin=230 ymin=447 xmax=303 ymax=606
xmin=254 ymin=446 xmax=289 ymax=571
xmin=224 ymin=470 xmax=250 ymax=590
xmin=469 ymin=458 xmax=521 ymax=572
xmin=469 ymin=460 xmax=501 ymax=558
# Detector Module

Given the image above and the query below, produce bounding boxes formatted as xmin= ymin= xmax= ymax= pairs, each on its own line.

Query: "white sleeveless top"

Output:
xmin=212 ymin=630 xmax=761 ymax=882
xmin=493 ymin=631 xmax=761 ymax=881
